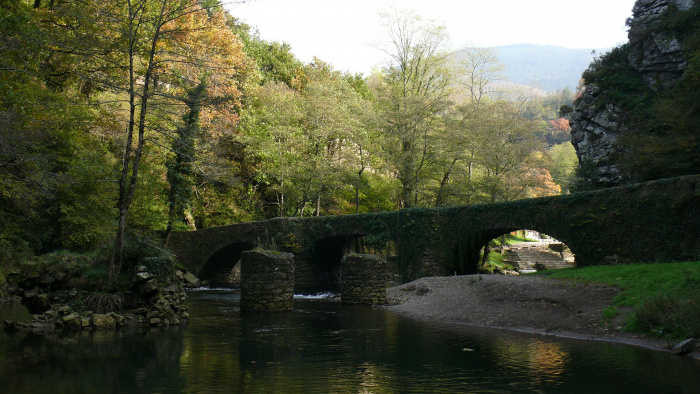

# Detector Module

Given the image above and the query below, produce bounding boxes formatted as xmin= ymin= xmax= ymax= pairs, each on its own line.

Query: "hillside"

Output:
xmin=492 ymin=44 xmax=608 ymax=91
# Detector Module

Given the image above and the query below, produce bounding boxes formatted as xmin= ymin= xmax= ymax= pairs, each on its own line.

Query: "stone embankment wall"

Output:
xmin=340 ymin=254 xmax=388 ymax=305
xmin=240 ymin=251 xmax=295 ymax=312
xmin=2 ymin=258 xmax=194 ymax=332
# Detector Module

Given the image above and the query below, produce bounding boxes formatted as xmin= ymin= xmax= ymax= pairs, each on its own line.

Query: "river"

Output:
xmin=1 ymin=289 xmax=699 ymax=393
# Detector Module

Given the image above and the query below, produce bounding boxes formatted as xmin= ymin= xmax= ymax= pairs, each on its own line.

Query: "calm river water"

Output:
xmin=1 ymin=289 xmax=699 ymax=393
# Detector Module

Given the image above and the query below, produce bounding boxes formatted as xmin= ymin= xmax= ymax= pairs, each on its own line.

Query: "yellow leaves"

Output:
xmin=524 ymin=168 xmax=562 ymax=198
xmin=156 ymin=1 xmax=258 ymax=138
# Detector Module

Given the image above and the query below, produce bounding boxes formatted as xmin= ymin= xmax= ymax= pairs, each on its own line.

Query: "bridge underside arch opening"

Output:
xmin=199 ymin=242 xmax=255 ymax=287
xmin=477 ymin=229 xmax=576 ymax=274
xmin=295 ymin=235 xmax=353 ymax=293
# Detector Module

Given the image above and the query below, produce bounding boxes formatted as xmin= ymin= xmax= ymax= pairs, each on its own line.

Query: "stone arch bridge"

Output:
xmin=169 ymin=175 xmax=700 ymax=292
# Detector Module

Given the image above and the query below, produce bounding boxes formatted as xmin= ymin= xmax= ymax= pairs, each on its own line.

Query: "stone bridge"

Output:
xmin=169 ymin=175 xmax=700 ymax=292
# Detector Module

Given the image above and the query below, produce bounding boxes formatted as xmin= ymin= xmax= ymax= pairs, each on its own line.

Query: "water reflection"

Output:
xmin=1 ymin=292 xmax=699 ymax=393
xmin=0 ymin=326 xmax=187 ymax=393
xmin=493 ymin=338 xmax=569 ymax=385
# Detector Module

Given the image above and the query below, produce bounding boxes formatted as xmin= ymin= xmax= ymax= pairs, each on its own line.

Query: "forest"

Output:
xmin=0 ymin=0 xmax=579 ymax=276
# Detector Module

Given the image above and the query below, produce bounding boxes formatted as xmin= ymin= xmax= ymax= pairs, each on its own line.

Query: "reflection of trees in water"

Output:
xmin=491 ymin=337 xmax=569 ymax=385
xmin=0 ymin=327 xmax=186 ymax=392
xmin=4 ymin=294 xmax=699 ymax=392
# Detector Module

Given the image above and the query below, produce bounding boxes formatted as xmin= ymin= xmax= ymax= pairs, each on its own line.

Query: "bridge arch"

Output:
xmin=199 ymin=242 xmax=255 ymax=286
xmin=446 ymin=219 xmax=581 ymax=276
xmin=296 ymin=233 xmax=366 ymax=292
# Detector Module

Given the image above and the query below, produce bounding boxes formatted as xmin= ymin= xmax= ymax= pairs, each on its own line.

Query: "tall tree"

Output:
xmin=432 ymin=47 xmax=503 ymax=206
xmin=376 ymin=8 xmax=452 ymax=208
xmin=38 ymin=0 xmax=247 ymax=277
xmin=159 ymin=6 xmax=257 ymax=237
xmin=164 ymin=78 xmax=207 ymax=242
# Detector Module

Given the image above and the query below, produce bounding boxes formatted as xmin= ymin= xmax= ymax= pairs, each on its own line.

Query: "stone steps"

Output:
xmin=503 ymin=244 xmax=575 ymax=271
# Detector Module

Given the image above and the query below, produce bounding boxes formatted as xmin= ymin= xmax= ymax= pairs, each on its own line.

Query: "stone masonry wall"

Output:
xmin=240 ymin=251 xmax=295 ymax=312
xmin=340 ymin=254 xmax=388 ymax=305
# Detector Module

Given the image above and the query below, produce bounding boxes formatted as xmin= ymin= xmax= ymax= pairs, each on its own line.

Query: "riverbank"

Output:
xmin=1 ymin=253 xmax=197 ymax=332
xmin=384 ymin=274 xmax=700 ymax=359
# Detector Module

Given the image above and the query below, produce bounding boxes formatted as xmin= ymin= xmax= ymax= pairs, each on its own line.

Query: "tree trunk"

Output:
xmin=109 ymin=0 xmax=166 ymax=280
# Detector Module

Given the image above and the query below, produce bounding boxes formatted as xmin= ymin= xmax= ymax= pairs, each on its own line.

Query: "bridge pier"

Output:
xmin=340 ymin=254 xmax=388 ymax=305
xmin=240 ymin=251 xmax=295 ymax=312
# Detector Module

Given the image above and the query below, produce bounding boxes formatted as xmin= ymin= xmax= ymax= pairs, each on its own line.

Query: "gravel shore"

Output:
xmin=383 ymin=274 xmax=699 ymax=358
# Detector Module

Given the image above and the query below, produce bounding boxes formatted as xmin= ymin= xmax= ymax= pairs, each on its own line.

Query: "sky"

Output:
xmin=226 ymin=0 xmax=638 ymax=75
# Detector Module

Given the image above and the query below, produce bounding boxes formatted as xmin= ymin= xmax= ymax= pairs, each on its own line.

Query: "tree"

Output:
xmin=0 ymin=0 xmax=117 ymax=263
xmin=36 ymin=0 xmax=250 ymax=277
xmin=547 ymin=142 xmax=578 ymax=192
xmin=159 ymin=6 xmax=257 ymax=238
xmin=471 ymin=101 xmax=544 ymax=203
xmin=452 ymin=47 xmax=503 ymax=107
xmin=241 ymin=81 xmax=304 ymax=217
xmin=164 ymin=79 xmax=207 ymax=242
xmin=375 ymin=8 xmax=453 ymax=208
xmin=241 ymin=60 xmax=376 ymax=217
xmin=432 ymin=47 xmax=503 ymax=206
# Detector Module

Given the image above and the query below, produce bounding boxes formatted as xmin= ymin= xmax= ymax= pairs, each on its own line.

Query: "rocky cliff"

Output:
xmin=570 ymin=0 xmax=695 ymax=188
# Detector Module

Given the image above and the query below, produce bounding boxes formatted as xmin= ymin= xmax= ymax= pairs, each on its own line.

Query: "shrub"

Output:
xmin=632 ymin=292 xmax=700 ymax=338
xmin=83 ymin=292 xmax=124 ymax=313
xmin=140 ymin=256 xmax=175 ymax=277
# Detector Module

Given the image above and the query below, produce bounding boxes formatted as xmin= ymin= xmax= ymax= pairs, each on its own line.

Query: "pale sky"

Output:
xmin=226 ymin=0 xmax=638 ymax=75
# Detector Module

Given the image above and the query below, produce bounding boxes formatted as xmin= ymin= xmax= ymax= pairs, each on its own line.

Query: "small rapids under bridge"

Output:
xmin=169 ymin=175 xmax=700 ymax=292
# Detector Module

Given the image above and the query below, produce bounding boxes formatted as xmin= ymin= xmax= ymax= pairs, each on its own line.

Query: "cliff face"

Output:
xmin=628 ymin=0 xmax=693 ymax=87
xmin=569 ymin=0 xmax=695 ymax=188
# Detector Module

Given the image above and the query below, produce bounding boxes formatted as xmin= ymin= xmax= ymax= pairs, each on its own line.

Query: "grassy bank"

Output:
xmin=538 ymin=261 xmax=700 ymax=339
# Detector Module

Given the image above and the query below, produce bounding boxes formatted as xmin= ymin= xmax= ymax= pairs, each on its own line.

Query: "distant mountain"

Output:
xmin=491 ymin=44 xmax=609 ymax=92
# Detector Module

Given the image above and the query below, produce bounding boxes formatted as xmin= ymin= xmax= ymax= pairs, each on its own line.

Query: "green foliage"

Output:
xmin=636 ymin=4 xmax=700 ymax=181
xmin=547 ymin=142 xmax=578 ymax=193
xmin=126 ymin=157 xmax=169 ymax=231
xmin=541 ymin=261 xmax=700 ymax=338
xmin=140 ymin=256 xmax=175 ymax=277
xmin=237 ymin=28 xmax=303 ymax=88
xmin=119 ymin=231 xmax=169 ymax=269
xmin=580 ymin=44 xmax=654 ymax=115
xmin=632 ymin=293 xmax=700 ymax=338
xmin=166 ymin=78 xmax=207 ymax=234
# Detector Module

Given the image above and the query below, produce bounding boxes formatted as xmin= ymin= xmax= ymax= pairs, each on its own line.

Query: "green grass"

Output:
xmin=503 ymin=233 xmax=538 ymax=245
xmin=538 ymin=261 xmax=700 ymax=338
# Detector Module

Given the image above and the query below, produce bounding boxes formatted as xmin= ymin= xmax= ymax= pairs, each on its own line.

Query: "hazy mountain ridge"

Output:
xmin=492 ymin=44 xmax=609 ymax=92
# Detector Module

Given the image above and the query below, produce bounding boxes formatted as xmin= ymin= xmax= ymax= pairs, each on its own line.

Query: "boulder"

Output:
xmin=91 ymin=314 xmax=116 ymax=329
xmin=61 ymin=313 xmax=82 ymax=330
xmin=139 ymin=279 xmax=158 ymax=294
xmin=671 ymin=338 xmax=696 ymax=355
xmin=182 ymin=271 xmax=201 ymax=288
xmin=135 ymin=271 xmax=154 ymax=281
xmin=569 ymin=0 xmax=695 ymax=188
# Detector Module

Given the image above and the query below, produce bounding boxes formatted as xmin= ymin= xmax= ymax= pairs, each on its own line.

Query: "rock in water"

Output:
xmin=671 ymin=338 xmax=696 ymax=355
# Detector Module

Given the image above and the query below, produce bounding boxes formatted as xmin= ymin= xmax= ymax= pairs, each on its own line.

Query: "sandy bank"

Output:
xmin=383 ymin=274 xmax=699 ymax=359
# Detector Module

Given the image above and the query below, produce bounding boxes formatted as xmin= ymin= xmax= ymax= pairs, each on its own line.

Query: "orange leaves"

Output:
xmin=549 ymin=118 xmax=570 ymax=132
xmin=525 ymin=167 xmax=562 ymax=198
xmin=160 ymin=1 xmax=257 ymax=137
